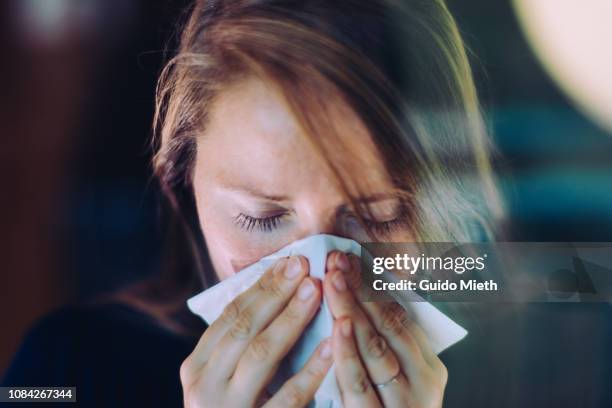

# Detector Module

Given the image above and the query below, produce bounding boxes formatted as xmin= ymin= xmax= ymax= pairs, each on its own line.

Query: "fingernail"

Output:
xmin=336 ymin=253 xmax=350 ymax=273
xmin=332 ymin=270 xmax=347 ymax=292
xmin=319 ymin=339 xmax=332 ymax=359
xmin=341 ymin=319 xmax=352 ymax=338
xmin=285 ymin=256 xmax=302 ymax=279
xmin=298 ymin=279 xmax=316 ymax=300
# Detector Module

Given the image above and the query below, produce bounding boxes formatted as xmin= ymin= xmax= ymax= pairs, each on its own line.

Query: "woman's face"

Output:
xmin=193 ymin=76 xmax=412 ymax=280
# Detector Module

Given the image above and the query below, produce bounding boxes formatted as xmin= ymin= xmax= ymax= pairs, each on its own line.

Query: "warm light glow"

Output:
xmin=513 ymin=0 xmax=612 ymax=133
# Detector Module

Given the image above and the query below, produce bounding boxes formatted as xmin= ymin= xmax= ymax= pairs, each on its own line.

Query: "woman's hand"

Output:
xmin=180 ymin=256 xmax=332 ymax=408
xmin=324 ymin=251 xmax=448 ymax=408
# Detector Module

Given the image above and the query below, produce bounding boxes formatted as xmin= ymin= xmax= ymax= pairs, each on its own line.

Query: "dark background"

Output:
xmin=2 ymin=0 xmax=611 ymax=404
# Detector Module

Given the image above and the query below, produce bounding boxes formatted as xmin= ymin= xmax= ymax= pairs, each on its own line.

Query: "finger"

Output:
xmin=186 ymin=258 xmax=293 ymax=375
xmin=361 ymin=301 xmax=434 ymax=375
xmin=364 ymin=302 xmax=449 ymax=405
xmin=184 ymin=258 xmax=293 ymax=379
xmin=364 ymin=301 xmax=436 ymax=360
xmin=263 ymin=339 xmax=333 ymax=408
xmin=333 ymin=318 xmax=382 ymax=407
xmin=232 ymin=277 xmax=322 ymax=393
xmin=206 ymin=255 xmax=309 ymax=380
xmin=324 ymin=253 xmax=401 ymax=386
xmin=353 ymin=245 xmax=435 ymax=364
xmin=372 ymin=370 xmax=411 ymax=408
xmin=326 ymin=251 xmax=361 ymax=290
xmin=363 ymin=302 xmax=451 ymax=406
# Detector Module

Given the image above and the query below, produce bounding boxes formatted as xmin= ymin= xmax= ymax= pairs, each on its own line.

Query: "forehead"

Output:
xmin=197 ymin=76 xmax=392 ymax=192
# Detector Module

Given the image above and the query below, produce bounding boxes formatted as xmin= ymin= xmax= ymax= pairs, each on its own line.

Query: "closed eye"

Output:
xmin=234 ymin=212 xmax=289 ymax=232
xmin=349 ymin=202 xmax=411 ymax=237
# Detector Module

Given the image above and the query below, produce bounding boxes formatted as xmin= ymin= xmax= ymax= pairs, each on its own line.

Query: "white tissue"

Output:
xmin=187 ymin=234 xmax=467 ymax=407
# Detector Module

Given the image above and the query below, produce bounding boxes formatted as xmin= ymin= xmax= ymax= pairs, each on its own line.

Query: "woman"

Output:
xmin=3 ymin=0 xmax=502 ymax=406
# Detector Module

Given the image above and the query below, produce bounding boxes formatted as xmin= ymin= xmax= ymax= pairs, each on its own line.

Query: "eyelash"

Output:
xmin=234 ymin=205 xmax=410 ymax=236
xmin=362 ymin=205 xmax=410 ymax=237
xmin=234 ymin=213 xmax=288 ymax=232
xmin=363 ymin=217 xmax=406 ymax=236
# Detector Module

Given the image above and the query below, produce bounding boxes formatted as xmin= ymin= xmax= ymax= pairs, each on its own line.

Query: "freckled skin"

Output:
xmin=184 ymin=77 xmax=446 ymax=408
xmin=193 ymin=76 xmax=410 ymax=280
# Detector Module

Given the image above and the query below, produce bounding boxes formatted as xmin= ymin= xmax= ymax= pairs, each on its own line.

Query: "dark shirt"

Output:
xmin=2 ymin=302 xmax=200 ymax=407
xmin=3 ymin=302 xmax=611 ymax=407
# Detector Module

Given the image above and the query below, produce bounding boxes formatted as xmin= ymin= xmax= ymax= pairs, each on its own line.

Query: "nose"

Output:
xmin=291 ymin=205 xmax=344 ymax=241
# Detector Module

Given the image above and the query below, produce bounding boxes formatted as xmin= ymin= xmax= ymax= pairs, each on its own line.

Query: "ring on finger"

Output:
xmin=373 ymin=368 xmax=402 ymax=390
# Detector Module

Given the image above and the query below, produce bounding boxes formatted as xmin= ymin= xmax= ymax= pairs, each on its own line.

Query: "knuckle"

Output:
xmin=337 ymin=298 xmax=360 ymax=316
xmin=386 ymin=302 xmax=405 ymax=318
xmin=257 ymin=274 xmax=285 ymax=300
xmin=304 ymin=361 xmax=326 ymax=379
xmin=281 ymin=301 xmax=303 ymax=323
xmin=270 ymin=258 xmax=288 ymax=275
xmin=269 ymin=280 xmax=286 ymax=299
xmin=179 ymin=358 xmax=193 ymax=385
xmin=347 ymin=299 xmax=361 ymax=314
xmin=382 ymin=319 xmax=403 ymax=336
xmin=220 ymin=300 xmax=241 ymax=325
xmin=256 ymin=273 xmax=274 ymax=292
xmin=280 ymin=383 xmax=304 ymax=408
xmin=398 ymin=311 xmax=414 ymax=330
xmin=435 ymin=359 xmax=449 ymax=386
xmin=246 ymin=335 xmax=272 ymax=361
xmin=229 ymin=310 xmax=253 ymax=340
xmin=350 ymin=371 xmax=371 ymax=394
xmin=402 ymin=330 xmax=422 ymax=355
xmin=381 ymin=307 xmax=405 ymax=336
xmin=365 ymin=333 xmax=388 ymax=359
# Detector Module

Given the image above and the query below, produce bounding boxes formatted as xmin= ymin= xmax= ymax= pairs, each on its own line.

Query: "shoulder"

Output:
xmin=2 ymin=301 xmax=202 ymax=406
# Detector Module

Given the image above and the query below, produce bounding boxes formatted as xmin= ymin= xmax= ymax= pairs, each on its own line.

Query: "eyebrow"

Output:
xmin=219 ymin=183 xmax=400 ymax=205
xmin=219 ymin=184 xmax=290 ymax=202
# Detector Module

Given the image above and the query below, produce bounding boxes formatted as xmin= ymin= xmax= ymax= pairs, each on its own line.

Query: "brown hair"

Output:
xmin=127 ymin=0 xmax=504 ymax=334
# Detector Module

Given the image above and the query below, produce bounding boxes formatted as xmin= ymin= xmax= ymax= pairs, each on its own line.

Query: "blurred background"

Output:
xmin=1 ymin=0 xmax=611 ymax=393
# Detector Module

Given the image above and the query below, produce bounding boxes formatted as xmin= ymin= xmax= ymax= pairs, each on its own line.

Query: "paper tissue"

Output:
xmin=187 ymin=234 xmax=467 ymax=407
